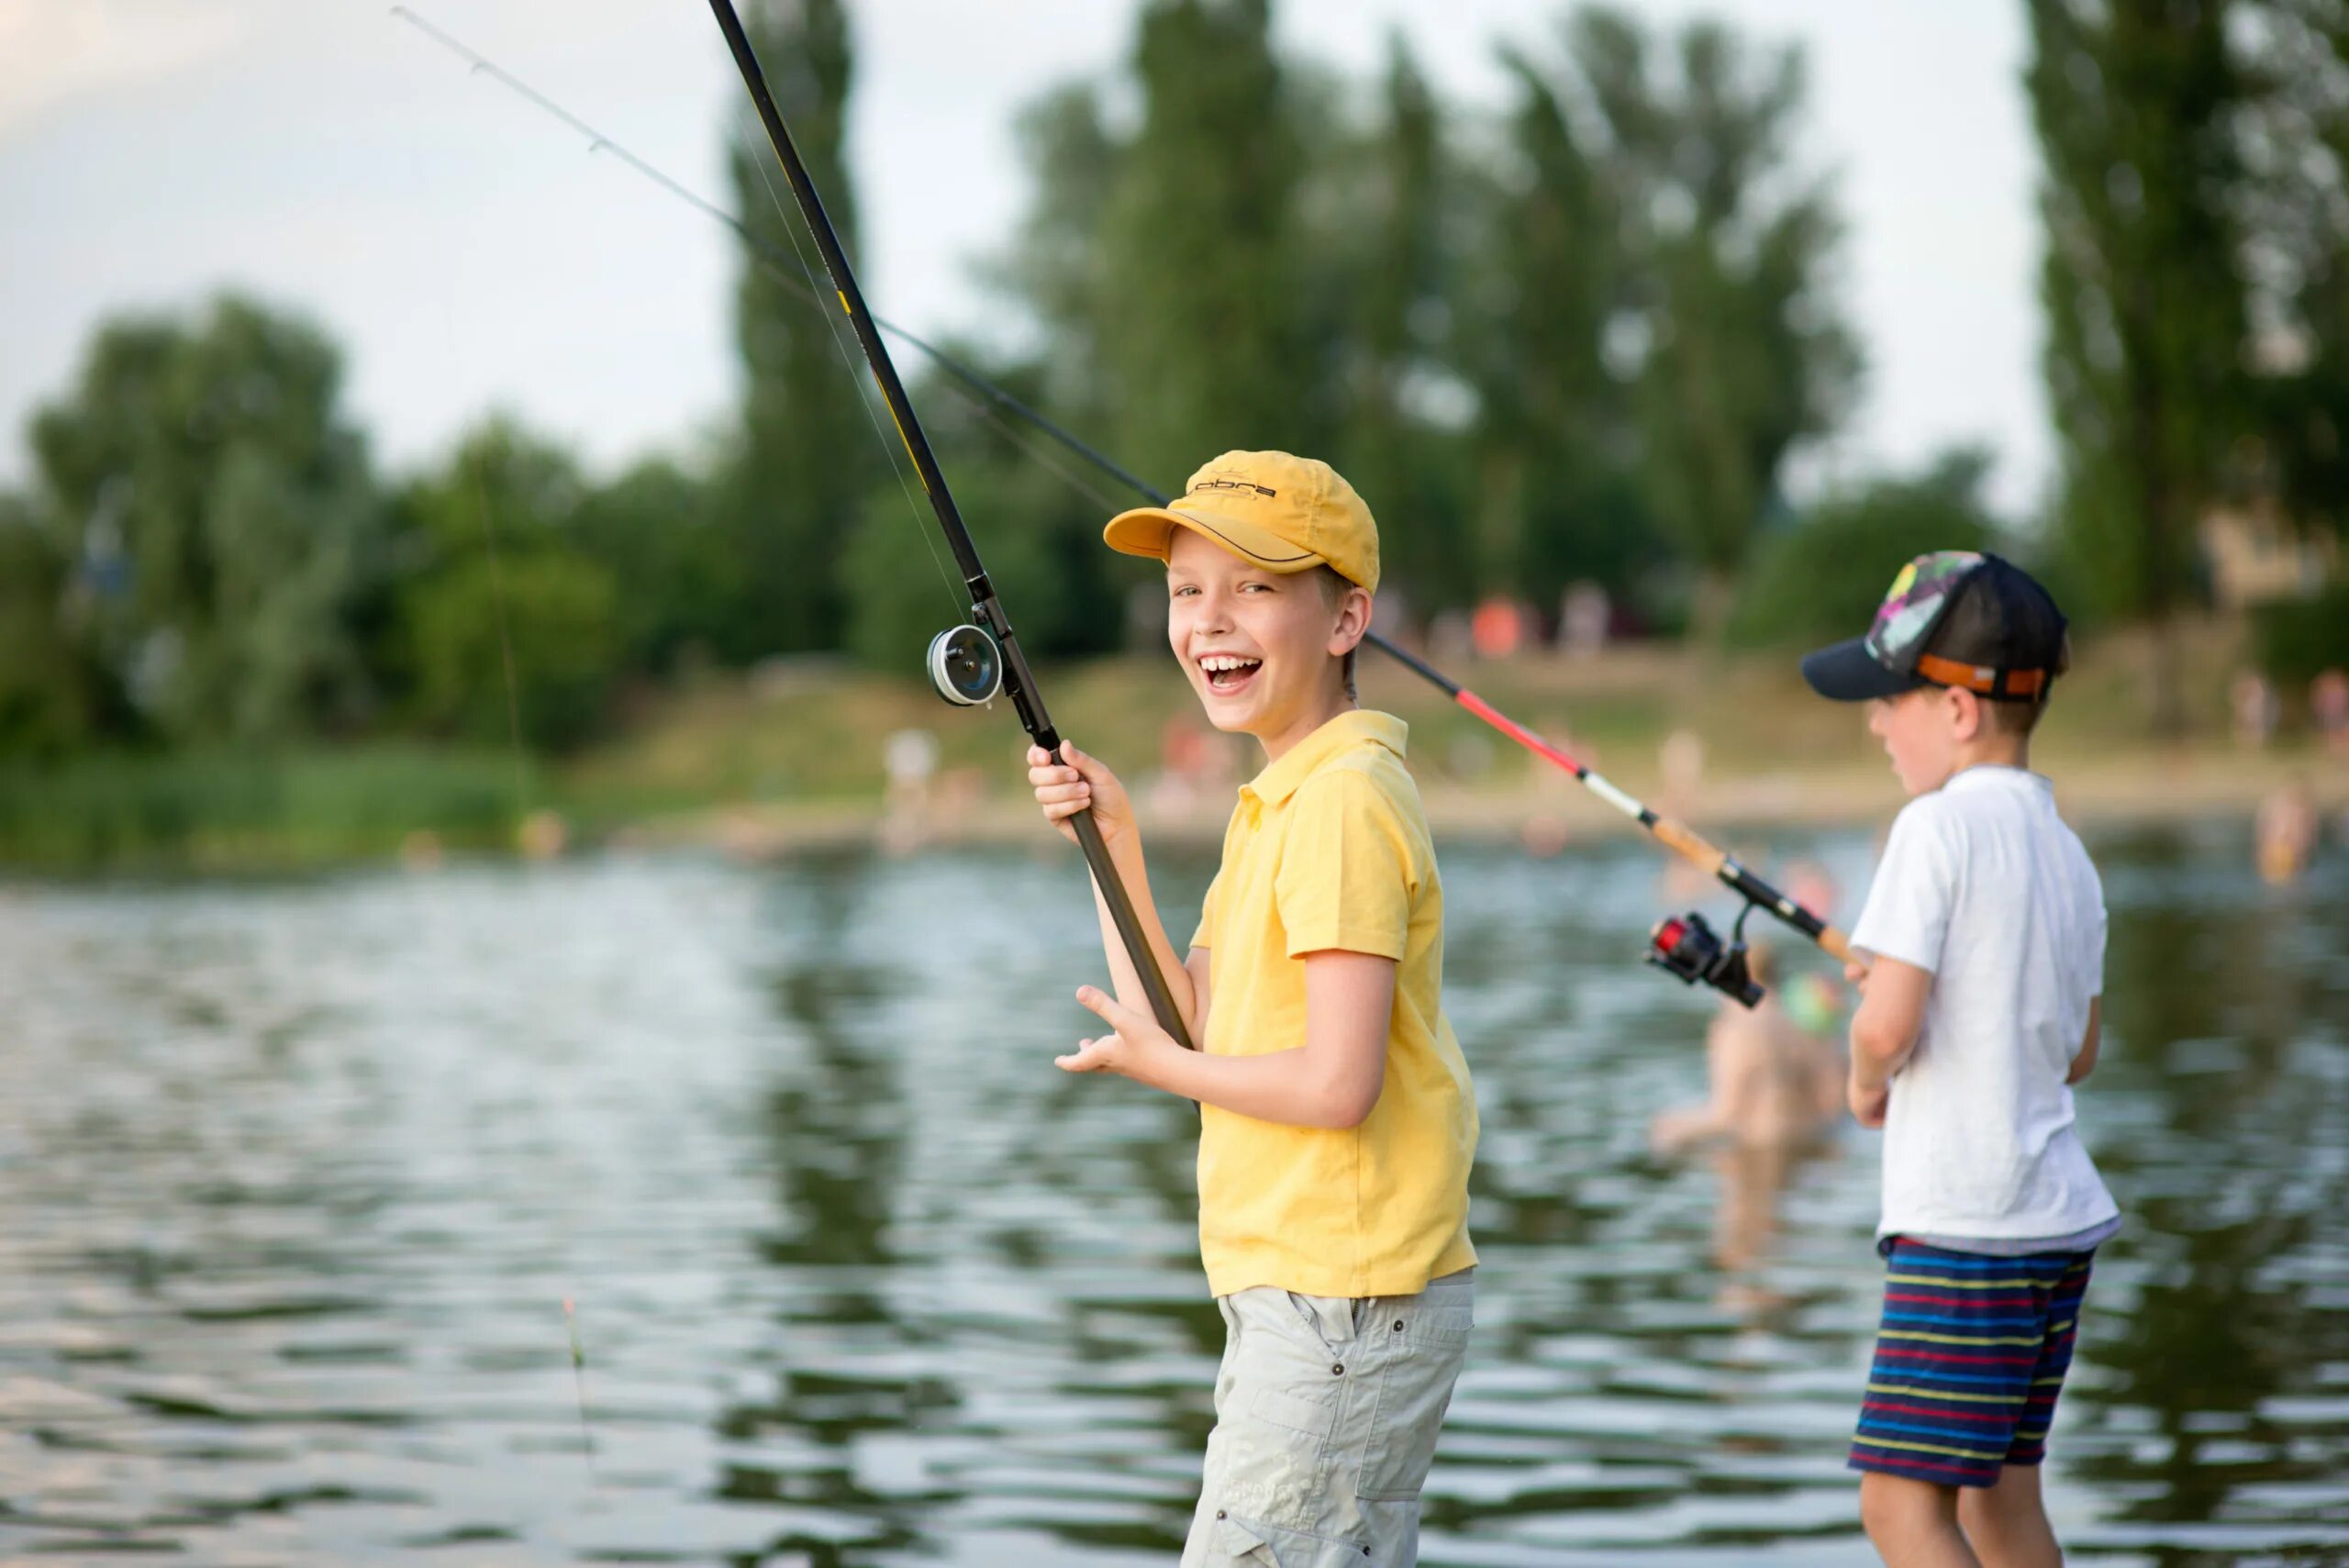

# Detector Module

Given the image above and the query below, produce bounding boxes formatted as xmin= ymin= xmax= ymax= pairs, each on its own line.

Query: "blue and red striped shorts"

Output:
xmin=1849 ymin=1238 xmax=2095 ymax=1488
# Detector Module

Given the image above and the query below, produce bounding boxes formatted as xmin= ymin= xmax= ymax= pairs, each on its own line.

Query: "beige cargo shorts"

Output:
xmin=1179 ymin=1270 xmax=1474 ymax=1567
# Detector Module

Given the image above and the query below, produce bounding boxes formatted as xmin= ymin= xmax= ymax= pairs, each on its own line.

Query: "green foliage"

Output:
xmin=997 ymin=0 xmax=1334 ymax=498
xmin=0 ymin=492 xmax=124 ymax=756
xmin=2027 ymin=0 xmax=2251 ymax=724
xmin=842 ymin=352 xmax=1123 ymax=673
xmin=1729 ymin=450 xmax=2000 ymax=648
xmin=388 ymin=418 xmax=620 ymax=751
xmin=1462 ymin=40 xmax=1643 ymax=605
xmin=0 ymin=748 xmax=523 ymax=871
xmin=24 ymin=294 xmax=382 ymax=744
xmin=2253 ymin=581 xmax=2349 ymax=685
xmin=1328 ymin=40 xmax=1477 ymax=616
xmin=2235 ymin=0 xmax=2349 ymax=541
xmin=573 ymin=455 xmax=730 ymax=678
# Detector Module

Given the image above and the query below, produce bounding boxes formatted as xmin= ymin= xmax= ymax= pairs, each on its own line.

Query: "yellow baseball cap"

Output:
xmin=1103 ymin=450 xmax=1380 ymax=594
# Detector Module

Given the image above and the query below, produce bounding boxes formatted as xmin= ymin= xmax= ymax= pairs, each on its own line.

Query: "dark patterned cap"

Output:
xmin=1801 ymin=551 xmax=2069 ymax=703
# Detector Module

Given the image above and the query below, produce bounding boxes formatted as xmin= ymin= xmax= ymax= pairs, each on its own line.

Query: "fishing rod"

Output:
xmin=701 ymin=0 xmax=1197 ymax=1046
xmin=394 ymin=8 xmax=1849 ymax=1001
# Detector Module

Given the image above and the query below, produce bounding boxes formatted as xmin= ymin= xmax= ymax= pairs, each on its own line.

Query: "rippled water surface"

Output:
xmin=1 ymin=827 xmax=2344 ymax=1565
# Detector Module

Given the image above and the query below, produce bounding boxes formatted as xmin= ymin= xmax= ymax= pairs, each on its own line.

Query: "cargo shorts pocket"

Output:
xmin=1208 ymin=1513 xmax=1374 ymax=1566
xmin=1355 ymin=1305 xmax=1472 ymax=1502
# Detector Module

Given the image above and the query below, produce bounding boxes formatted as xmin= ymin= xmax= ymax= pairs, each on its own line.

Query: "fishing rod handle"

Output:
xmin=1648 ymin=817 xmax=1854 ymax=962
xmin=1063 ymin=787 xmax=1198 ymax=1050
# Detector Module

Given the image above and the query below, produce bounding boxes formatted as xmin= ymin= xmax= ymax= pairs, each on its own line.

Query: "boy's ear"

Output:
xmin=1946 ymin=684 xmax=1983 ymax=742
xmin=1328 ymin=585 xmax=1373 ymax=654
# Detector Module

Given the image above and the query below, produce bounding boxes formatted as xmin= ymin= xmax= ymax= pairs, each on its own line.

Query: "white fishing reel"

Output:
xmin=926 ymin=623 xmax=1004 ymax=706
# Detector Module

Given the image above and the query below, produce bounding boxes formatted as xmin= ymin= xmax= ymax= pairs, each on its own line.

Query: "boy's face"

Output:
xmin=1165 ymin=529 xmax=1362 ymax=740
xmin=1867 ymin=684 xmax=1980 ymax=795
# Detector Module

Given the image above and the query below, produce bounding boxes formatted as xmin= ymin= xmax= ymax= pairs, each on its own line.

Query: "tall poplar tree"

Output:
xmin=721 ymin=0 xmax=875 ymax=656
xmin=2027 ymin=0 xmax=2251 ymax=728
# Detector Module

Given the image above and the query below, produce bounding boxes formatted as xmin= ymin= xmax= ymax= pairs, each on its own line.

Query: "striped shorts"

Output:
xmin=1848 ymin=1238 xmax=2094 ymax=1488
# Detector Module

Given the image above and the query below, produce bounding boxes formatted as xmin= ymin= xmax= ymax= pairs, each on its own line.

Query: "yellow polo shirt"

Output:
xmin=1189 ymin=709 xmax=1478 ymax=1299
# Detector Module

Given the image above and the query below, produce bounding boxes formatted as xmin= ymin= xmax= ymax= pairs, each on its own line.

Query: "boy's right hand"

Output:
xmin=1027 ymin=740 xmax=1132 ymax=848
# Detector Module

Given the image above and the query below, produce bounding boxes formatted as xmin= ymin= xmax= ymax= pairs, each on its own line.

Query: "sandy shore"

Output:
xmin=645 ymin=746 xmax=2349 ymax=861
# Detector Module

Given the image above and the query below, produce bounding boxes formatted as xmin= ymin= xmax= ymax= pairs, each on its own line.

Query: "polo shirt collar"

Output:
xmin=1239 ymin=709 xmax=1408 ymax=808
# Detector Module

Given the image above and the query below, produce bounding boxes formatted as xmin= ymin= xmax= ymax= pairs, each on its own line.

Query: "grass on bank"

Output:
xmin=0 ymin=747 xmax=533 ymax=873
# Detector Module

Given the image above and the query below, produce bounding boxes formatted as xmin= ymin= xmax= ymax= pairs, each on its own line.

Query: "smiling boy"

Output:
xmin=1026 ymin=450 xmax=1477 ymax=1567
xmin=1804 ymin=552 xmax=2119 ymax=1568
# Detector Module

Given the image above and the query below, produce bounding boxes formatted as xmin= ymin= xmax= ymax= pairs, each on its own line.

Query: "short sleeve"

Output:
xmin=1850 ymin=800 xmax=1960 ymax=973
xmin=1190 ymin=870 xmax=1222 ymax=951
xmin=1273 ymin=771 xmax=1416 ymax=961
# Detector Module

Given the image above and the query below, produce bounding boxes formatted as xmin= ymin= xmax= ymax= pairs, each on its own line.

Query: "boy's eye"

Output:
xmin=1170 ymin=584 xmax=1198 ymax=597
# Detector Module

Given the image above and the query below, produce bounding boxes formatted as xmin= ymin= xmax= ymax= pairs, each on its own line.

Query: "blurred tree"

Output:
xmin=2235 ymin=0 xmax=2349 ymax=539
xmin=388 ymin=418 xmax=619 ymax=751
xmin=573 ymin=454 xmax=732 ymax=683
xmin=25 ymin=295 xmax=381 ymax=744
xmin=1330 ymin=38 xmax=1477 ymax=617
xmin=1460 ymin=34 xmax=1653 ymax=609
xmin=1729 ymin=449 xmax=2001 ymax=647
xmin=843 ymin=350 xmax=1120 ymax=673
xmin=1564 ymin=8 xmax=1862 ymax=635
xmin=996 ymin=0 xmax=1332 ymax=495
xmin=719 ymin=0 xmax=878 ymax=658
xmin=0 ymin=491 xmax=123 ymax=755
xmin=2027 ymin=0 xmax=2252 ymax=729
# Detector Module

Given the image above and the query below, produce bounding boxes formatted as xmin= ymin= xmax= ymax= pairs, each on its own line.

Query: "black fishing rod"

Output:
xmin=702 ymin=0 xmax=1197 ymax=1045
xmin=396 ymin=7 xmax=1848 ymax=1002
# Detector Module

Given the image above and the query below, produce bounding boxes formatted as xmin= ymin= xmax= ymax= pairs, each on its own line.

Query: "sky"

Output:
xmin=0 ymin=1 xmax=2049 ymax=515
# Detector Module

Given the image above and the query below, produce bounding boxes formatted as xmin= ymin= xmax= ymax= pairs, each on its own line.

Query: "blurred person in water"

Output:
xmin=1653 ymin=942 xmax=1846 ymax=1282
xmin=1653 ymin=940 xmax=1844 ymax=1158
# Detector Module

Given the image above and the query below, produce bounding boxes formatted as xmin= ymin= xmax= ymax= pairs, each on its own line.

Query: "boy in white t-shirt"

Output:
xmin=1802 ymin=552 xmax=2120 ymax=1568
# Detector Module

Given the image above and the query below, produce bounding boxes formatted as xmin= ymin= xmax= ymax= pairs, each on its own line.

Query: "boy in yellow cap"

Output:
xmin=1026 ymin=451 xmax=1478 ymax=1566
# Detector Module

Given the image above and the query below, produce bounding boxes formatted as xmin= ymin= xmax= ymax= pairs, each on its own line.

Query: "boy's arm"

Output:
xmin=2066 ymin=997 xmax=2102 ymax=1084
xmin=1062 ymin=950 xmax=1392 ymax=1129
xmin=1849 ymin=955 xmax=1932 ymax=1094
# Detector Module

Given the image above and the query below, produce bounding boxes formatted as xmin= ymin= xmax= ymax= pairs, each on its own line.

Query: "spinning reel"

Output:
xmin=1646 ymin=903 xmax=1765 ymax=1008
xmin=926 ymin=623 xmax=1004 ymax=706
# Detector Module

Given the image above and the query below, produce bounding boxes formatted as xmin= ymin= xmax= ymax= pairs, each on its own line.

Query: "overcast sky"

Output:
xmin=0 ymin=1 xmax=2048 ymax=514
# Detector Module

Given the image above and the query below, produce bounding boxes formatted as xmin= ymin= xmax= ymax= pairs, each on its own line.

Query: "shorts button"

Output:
xmin=1393 ymin=1320 xmax=1406 ymax=1331
xmin=1215 ymin=1509 xmax=1226 ymax=1520
xmin=1331 ymin=1362 xmax=1344 ymax=1376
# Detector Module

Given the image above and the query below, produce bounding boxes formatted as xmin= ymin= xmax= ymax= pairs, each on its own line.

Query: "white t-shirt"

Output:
xmin=1850 ymin=765 xmax=2119 ymax=1245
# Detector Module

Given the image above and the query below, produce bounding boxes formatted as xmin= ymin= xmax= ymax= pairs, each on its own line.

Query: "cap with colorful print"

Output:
xmin=1800 ymin=551 xmax=2069 ymax=704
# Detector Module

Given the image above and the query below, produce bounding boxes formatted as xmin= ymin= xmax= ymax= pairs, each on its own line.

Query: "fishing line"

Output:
xmin=729 ymin=99 xmax=968 ymax=627
xmin=391 ymin=6 xmax=1102 ymax=609
xmin=408 ymin=60 xmax=603 ymax=1478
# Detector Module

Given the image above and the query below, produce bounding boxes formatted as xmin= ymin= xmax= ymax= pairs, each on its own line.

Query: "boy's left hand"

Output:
xmin=1847 ymin=1068 xmax=1889 ymax=1129
xmin=1060 ymin=984 xmax=1177 ymax=1080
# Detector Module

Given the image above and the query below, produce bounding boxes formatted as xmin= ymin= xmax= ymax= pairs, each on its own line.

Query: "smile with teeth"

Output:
xmin=1197 ymin=652 xmax=1263 ymax=692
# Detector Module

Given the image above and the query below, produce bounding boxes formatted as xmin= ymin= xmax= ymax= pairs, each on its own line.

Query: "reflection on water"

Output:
xmin=0 ymin=828 xmax=2343 ymax=1565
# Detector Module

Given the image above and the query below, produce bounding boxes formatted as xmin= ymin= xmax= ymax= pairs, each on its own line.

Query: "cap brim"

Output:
xmin=1102 ymin=504 xmax=1322 ymax=573
xmin=1800 ymin=638 xmax=1924 ymax=702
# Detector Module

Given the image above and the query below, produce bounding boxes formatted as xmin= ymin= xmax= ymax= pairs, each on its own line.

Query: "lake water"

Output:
xmin=0 ymin=827 xmax=2343 ymax=1565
